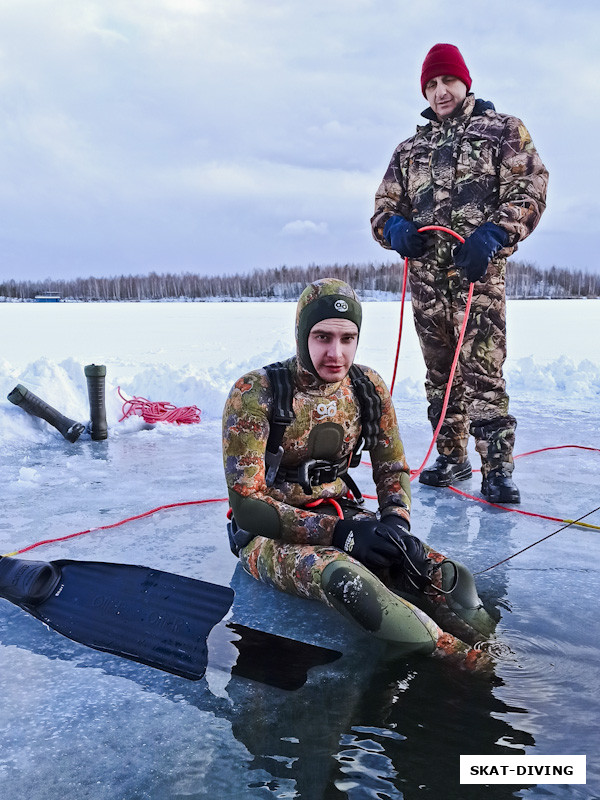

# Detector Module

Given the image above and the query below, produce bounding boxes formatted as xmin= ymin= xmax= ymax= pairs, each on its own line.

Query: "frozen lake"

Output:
xmin=0 ymin=299 xmax=599 ymax=799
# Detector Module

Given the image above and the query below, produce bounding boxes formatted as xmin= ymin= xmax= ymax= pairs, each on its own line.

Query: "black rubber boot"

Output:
xmin=84 ymin=364 xmax=108 ymax=440
xmin=418 ymin=455 xmax=472 ymax=487
xmin=481 ymin=469 xmax=521 ymax=504
xmin=7 ymin=384 xmax=85 ymax=443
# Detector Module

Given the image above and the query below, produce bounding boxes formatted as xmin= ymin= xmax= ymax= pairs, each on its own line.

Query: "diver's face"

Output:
xmin=307 ymin=318 xmax=359 ymax=382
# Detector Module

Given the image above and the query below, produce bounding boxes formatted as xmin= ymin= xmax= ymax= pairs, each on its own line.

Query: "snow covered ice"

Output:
xmin=0 ymin=298 xmax=599 ymax=799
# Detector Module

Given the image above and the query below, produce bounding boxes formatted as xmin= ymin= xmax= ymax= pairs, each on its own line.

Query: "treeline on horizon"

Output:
xmin=1 ymin=260 xmax=599 ymax=301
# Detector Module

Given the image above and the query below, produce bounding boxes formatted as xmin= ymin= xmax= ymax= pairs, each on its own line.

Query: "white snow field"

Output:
xmin=0 ymin=298 xmax=598 ymax=800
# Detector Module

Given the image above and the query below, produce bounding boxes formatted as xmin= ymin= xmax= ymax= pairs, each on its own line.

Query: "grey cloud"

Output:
xmin=0 ymin=0 xmax=597 ymax=278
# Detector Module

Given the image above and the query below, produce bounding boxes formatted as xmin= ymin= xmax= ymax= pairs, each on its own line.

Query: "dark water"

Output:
xmin=0 ymin=402 xmax=598 ymax=798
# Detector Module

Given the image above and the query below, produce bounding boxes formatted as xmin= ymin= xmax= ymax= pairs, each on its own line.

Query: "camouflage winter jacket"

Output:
xmin=223 ymin=357 xmax=411 ymax=546
xmin=371 ymin=94 xmax=548 ymax=272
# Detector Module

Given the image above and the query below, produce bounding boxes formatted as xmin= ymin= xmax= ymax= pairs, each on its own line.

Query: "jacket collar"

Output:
xmin=420 ymin=93 xmax=495 ymax=125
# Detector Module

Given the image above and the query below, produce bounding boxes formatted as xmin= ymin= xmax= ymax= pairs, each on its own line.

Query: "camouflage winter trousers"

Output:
xmin=409 ymin=261 xmax=516 ymax=476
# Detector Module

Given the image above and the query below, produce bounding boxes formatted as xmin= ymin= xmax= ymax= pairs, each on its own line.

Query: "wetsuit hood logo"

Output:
xmin=295 ymin=280 xmax=362 ymax=376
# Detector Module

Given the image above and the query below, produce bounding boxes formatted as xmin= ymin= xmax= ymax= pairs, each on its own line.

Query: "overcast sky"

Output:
xmin=0 ymin=0 xmax=598 ymax=281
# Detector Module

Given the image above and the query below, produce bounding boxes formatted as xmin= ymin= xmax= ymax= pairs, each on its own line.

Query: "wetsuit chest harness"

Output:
xmin=263 ymin=362 xmax=382 ymax=498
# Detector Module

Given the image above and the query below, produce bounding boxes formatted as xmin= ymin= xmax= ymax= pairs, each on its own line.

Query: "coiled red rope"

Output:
xmin=118 ymin=387 xmax=201 ymax=425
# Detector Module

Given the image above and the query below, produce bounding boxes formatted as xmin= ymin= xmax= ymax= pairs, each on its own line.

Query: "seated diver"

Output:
xmin=222 ymin=278 xmax=496 ymax=668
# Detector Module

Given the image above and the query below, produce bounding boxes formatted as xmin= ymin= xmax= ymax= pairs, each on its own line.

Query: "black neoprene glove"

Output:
xmin=332 ymin=517 xmax=411 ymax=570
xmin=382 ymin=516 xmax=425 ymax=562
xmin=383 ymin=216 xmax=426 ymax=259
xmin=380 ymin=515 xmax=433 ymax=591
xmin=453 ymin=222 xmax=509 ymax=283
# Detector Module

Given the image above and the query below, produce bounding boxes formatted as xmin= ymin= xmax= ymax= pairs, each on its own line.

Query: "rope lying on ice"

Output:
xmin=5 ymin=443 xmax=599 ymax=560
xmin=361 ymin=444 xmax=600 ymax=530
xmin=3 ymin=499 xmax=227 ymax=557
xmin=448 ymin=445 xmax=600 ymax=529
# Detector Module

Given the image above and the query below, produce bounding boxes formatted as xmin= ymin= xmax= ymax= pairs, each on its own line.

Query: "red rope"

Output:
xmin=514 ymin=444 xmax=600 ymax=459
xmin=10 ymin=237 xmax=599 ymax=557
xmin=11 ymin=499 xmax=228 ymax=555
xmin=305 ymin=497 xmax=344 ymax=520
xmin=389 ymin=257 xmax=409 ymax=396
xmin=447 ymin=485 xmax=567 ymax=524
xmin=388 ymin=225 xmax=465 ymax=397
xmin=410 ymin=283 xmax=473 ymax=481
xmin=118 ymin=387 xmax=201 ymax=425
xmin=467 ymin=444 xmax=600 ymax=473
xmin=389 ymin=226 xmax=469 ymax=480
xmin=475 ymin=505 xmax=600 ymax=573
xmin=360 ymin=444 xmax=600 ymax=529
xmin=9 ymin=444 xmax=599 ymax=556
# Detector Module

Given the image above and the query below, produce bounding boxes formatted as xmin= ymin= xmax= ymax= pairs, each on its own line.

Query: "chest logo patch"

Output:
xmin=316 ymin=400 xmax=337 ymax=420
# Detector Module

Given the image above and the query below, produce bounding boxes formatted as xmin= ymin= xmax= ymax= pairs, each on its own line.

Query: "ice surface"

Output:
xmin=0 ymin=299 xmax=598 ymax=799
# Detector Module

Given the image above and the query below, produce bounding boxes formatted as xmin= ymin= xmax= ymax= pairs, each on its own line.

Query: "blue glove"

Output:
xmin=383 ymin=216 xmax=426 ymax=259
xmin=453 ymin=222 xmax=509 ymax=283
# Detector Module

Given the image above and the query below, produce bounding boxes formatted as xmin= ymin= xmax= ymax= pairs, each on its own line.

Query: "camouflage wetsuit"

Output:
xmin=223 ymin=279 xmax=495 ymax=667
xmin=371 ymin=94 xmax=548 ymax=475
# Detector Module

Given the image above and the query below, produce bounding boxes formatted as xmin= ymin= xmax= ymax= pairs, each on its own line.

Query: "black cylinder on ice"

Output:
xmin=7 ymin=384 xmax=85 ymax=443
xmin=84 ymin=364 xmax=108 ymax=440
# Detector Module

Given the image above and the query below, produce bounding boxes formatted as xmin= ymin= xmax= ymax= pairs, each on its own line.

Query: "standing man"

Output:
xmin=371 ymin=43 xmax=548 ymax=503
xmin=222 ymin=278 xmax=495 ymax=668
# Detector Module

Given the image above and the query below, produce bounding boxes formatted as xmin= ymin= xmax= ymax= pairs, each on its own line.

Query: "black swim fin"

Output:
xmin=0 ymin=555 xmax=233 ymax=681
xmin=0 ymin=556 xmax=342 ymax=688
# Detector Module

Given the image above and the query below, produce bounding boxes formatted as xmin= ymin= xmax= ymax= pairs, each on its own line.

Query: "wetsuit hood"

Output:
xmin=295 ymin=279 xmax=362 ymax=379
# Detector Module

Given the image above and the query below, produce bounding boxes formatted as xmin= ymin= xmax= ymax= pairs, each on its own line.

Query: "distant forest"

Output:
xmin=1 ymin=260 xmax=599 ymax=301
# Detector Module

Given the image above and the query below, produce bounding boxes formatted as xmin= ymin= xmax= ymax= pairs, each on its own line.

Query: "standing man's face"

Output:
xmin=307 ymin=319 xmax=359 ymax=382
xmin=424 ymin=74 xmax=468 ymax=120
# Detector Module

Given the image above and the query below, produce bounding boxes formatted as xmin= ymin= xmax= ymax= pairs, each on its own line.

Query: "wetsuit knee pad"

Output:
xmin=321 ymin=560 xmax=439 ymax=655
xmin=441 ymin=559 xmax=496 ymax=637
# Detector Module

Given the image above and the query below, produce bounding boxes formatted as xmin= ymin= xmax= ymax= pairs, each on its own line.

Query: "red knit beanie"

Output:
xmin=421 ymin=43 xmax=471 ymax=97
